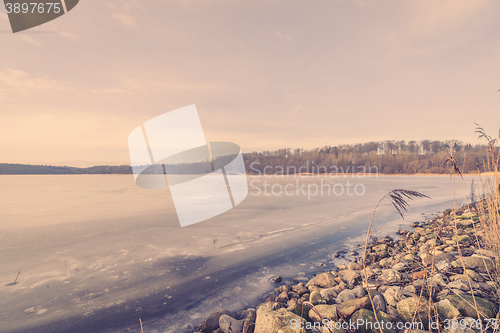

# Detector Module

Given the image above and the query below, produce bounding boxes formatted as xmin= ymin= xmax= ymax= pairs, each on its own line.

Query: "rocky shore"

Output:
xmin=193 ymin=207 xmax=499 ymax=333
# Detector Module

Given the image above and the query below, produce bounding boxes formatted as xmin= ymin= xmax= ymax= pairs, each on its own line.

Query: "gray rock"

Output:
xmin=270 ymin=276 xmax=283 ymax=283
xmin=306 ymin=272 xmax=337 ymax=288
xmin=448 ymin=280 xmax=470 ymax=291
xmin=435 ymin=260 xmax=451 ymax=271
xmin=337 ymin=270 xmax=360 ymax=283
xmin=336 ymin=286 xmax=365 ymax=303
xmin=337 ymin=296 xmax=371 ymax=317
xmin=465 ymin=269 xmax=484 ymax=282
xmin=219 ymin=314 xmax=243 ymax=333
xmin=403 ymin=285 xmax=417 ymax=294
xmin=451 ymin=289 xmax=466 ymax=295
xmin=320 ymin=287 xmax=338 ymax=305
xmin=236 ymin=308 xmax=255 ymax=323
xmin=431 ymin=273 xmax=448 ymax=287
xmin=380 ymin=269 xmax=401 ymax=283
xmin=308 ymin=304 xmax=337 ymax=322
xmin=419 ymin=252 xmax=432 ymax=264
xmin=412 ymin=279 xmax=424 ymax=288
xmin=396 ymin=297 xmax=431 ymax=328
xmin=392 ymin=262 xmax=407 ymax=272
xmin=254 ymin=303 xmax=305 ymax=333
xmin=382 ymin=286 xmax=402 ymax=307
xmin=378 ymin=258 xmax=390 ymax=268
xmin=308 ymin=285 xmax=323 ymax=292
xmin=452 ymin=235 xmax=471 ymax=243
xmin=276 ymin=291 xmax=288 ymax=303
xmin=350 ymin=309 xmax=395 ymax=333
xmin=436 ymin=299 xmax=460 ymax=319
xmin=404 ymin=253 xmax=416 ymax=261
xmin=348 ymin=262 xmax=362 ymax=270
xmin=310 ymin=290 xmax=325 ymax=304
xmin=292 ymin=276 xmax=309 ymax=284
xmin=474 ymin=249 xmax=497 ymax=258
xmin=291 ymin=283 xmax=308 ymax=295
xmin=243 ymin=322 xmax=255 ymax=333
xmin=451 ymin=255 xmax=494 ymax=273
xmin=197 ymin=309 xmax=231 ymax=332
xmin=478 ymin=282 xmax=492 ymax=291
xmin=361 ymin=267 xmax=375 ymax=279
xmin=446 ymin=295 xmax=498 ymax=319
xmin=372 ymin=294 xmax=386 ymax=313
xmin=449 ymin=274 xmax=469 ymax=281
xmin=373 ymin=244 xmax=388 ymax=252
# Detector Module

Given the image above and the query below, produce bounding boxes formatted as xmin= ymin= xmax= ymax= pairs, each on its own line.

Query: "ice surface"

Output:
xmin=0 ymin=174 xmax=478 ymax=332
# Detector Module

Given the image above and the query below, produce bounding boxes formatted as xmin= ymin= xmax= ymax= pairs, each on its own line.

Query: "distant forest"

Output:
xmin=0 ymin=164 xmax=132 ymax=175
xmin=0 ymin=140 xmax=495 ymax=175
xmin=243 ymin=140 xmax=494 ymax=175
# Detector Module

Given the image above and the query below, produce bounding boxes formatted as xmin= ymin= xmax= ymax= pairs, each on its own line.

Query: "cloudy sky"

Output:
xmin=1 ymin=0 xmax=500 ymax=166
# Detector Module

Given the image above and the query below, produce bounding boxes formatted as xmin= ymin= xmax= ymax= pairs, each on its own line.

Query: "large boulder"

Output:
xmin=291 ymin=283 xmax=308 ymax=295
xmin=446 ymin=295 xmax=497 ymax=319
xmin=436 ymin=299 xmax=460 ymax=320
xmin=287 ymin=301 xmax=313 ymax=321
xmin=451 ymin=255 xmax=494 ymax=274
xmin=382 ymin=286 xmax=403 ymax=307
xmin=310 ymin=291 xmax=325 ymax=304
xmin=338 ymin=270 xmax=360 ymax=284
xmin=320 ymin=287 xmax=338 ymax=304
xmin=396 ymin=297 xmax=431 ymax=328
xmin=372 ymin=294 xmax=386 ymax=313
xmin=306 ymin=272 xmax=337 ymax=289
xmin=219 ymin=314 xmax=243 ymax=333
xmin=350 ymin=309 xmax=395 ymax=333
xmin=308 ymin=304 xmax=337 ymax=322
xmin=336 ymin=286 xmax=365 ymax=303
xmin=255 ymin=303 xmax=305 ymax=333
xmin=337 ymin=296 xmax=371 ymax=317
xmin=243 ymin=321 xmax=255 ymax=333
xmin=452 ymin=235 xmax=471 ymax=244
xmin=198 ymin=310 xmax=231 ymax=332
xmin=380 ymin=269 xmax=401 ymax=284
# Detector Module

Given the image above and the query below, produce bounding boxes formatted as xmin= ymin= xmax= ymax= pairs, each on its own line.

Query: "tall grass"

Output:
xmin=471 ymin=124 xmax=500 ymax=302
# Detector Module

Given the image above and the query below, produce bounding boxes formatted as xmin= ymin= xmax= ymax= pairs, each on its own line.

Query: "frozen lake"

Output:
xmin=0 ymin=174 xmax=477 ymax=332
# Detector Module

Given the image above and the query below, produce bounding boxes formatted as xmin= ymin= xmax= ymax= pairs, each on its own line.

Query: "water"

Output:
xmin=0 ymin=174 xmax=477 ymax=332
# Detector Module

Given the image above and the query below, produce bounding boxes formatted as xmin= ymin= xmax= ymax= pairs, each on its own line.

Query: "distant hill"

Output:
xmin=0 ymin=164 xmax=132 ymax=175
xmin=1 ymin=139 xmax=496 ymax=175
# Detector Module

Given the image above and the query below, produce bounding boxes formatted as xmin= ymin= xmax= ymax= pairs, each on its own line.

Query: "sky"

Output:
xmin=1 ymin=0 xmax=500 ymax=167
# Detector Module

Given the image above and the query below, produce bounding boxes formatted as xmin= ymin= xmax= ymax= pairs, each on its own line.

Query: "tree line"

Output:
xmin=243 ymin=140 xmax=493 ymax=175
xmin=0 ymin=140 xmax=495 ymax=175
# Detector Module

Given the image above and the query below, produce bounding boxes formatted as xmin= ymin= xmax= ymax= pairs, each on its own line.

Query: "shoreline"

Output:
xmin=0 ymin=172 xmax=495 ymax=177
xmin=193 ymin=205 xmax=499 ymax=333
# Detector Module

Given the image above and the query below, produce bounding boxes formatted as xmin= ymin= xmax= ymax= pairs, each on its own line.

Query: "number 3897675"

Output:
xmin=5 ymin=2 xmax=62 ymax=14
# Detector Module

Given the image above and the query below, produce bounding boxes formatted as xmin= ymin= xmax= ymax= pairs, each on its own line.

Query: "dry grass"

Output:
xmin=362 ymin=190 xmax=430 ymax=333
xmin=359 ymin=124 xmax=500 ymax=333
xmin=472 ymin=125 xmax=500 ymax=303
xmin=425 ymin=124 xmax=500 ymax=332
